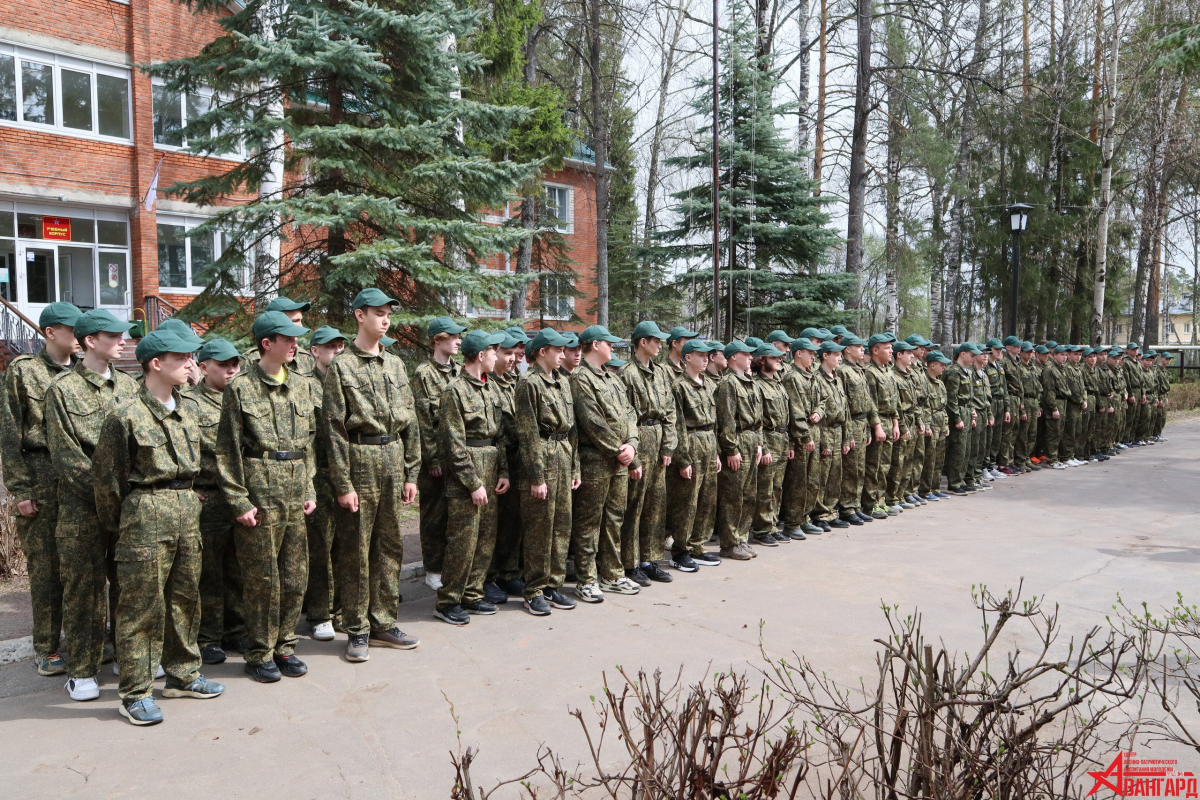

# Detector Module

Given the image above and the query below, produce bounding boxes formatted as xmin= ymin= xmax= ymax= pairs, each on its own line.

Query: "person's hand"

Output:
xmin=810 ymin=412 xmax=822 ymax=424
xmin=1037 ymin=408 xmax=1043 ymax=418
xmin=715 ymin=460 xmax=722 ymax=474
xmin=727 ymin=453 xmax=743 ymax=472
xmin=1082 ymin=401 xmax=1088 ymax=410
xmin=338 ymin=491 xmax=359 ymax=512
xmin=303 ymin=500 xmax=317 ymax=516
xmin=874 ymin=423 xmax=886 ymax=442
xmin=759 ymin=451 xmax=772 ymax=467
xmin=630 ymin=466 xmax=644 ymax=480
xmin=842 ymin=443 xmax=851 ymax=455
xmin=804 ymin=441 xmax=816 ymax=452
xmin=1142 ymin=397 xmax=1148 ymax=404
xmin=661 ymin=455 xmax=672 ymax=467
xmin=1020 ymin=413 xmax=1027 ymax=422
xmin=571 ymin=478 xmax=581 ymax=490
xmin=955 ymin=421 xmax=965 ymax=430
xmin=236 ymin=508 xmax=259 ymax=527
xmin=16 ymin=499 xmax=37 ymax=517
xmin=679 ymin=465 xmax=693 ymax=480
xmin=496 ymin=478 xmax=510 ymax=495
xmin=617 ymin=443 xmax=636 ymax=466
xmin=1004 ymin=412 xmax=1011 ymax=423
xmin=403 ymin=482 xmax=418 ymax=505
xmin=429 ymin=466 xmax=442 ymax=478
xmin=821 ymin=448 xmax=832 ymax=456
xmin=788 ymin=449 xmax=796 ymax=460
xmin=1052 ymin=410 xmax=1060 ymax=419
xmin=470 ymin=486 xmax=489 ymax=506
xmin=531 ymin=483 xmax=548 ymax=500
xmin=891 ymin=422 xmax=901 ymax=442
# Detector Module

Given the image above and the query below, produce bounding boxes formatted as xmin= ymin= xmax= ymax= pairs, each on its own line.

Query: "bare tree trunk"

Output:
xmin=1022 ymin=0 xmax=1031 ymax=102
xmin=813 ymin=0 xmax=828 ymax=192
xmin=1131 ymin=79 xmax=1170 ymax=344
xmin=510 ymin=27 xmax=542 ymax=322
xmin=883 ymin=17 xmax=903 ymax=334
xmin=584 ymin=0 xmax=612 ymax=325
xmin=253 ymin=0 xmax=285 ymax=311
xmin=643 ymin=1 xmax=687 ymax=248
xmin=843 ymin=0 xmax=873 ymax=307
xmin=797 ymin=0 xmax=812 ymax=156
xmin=930 ymin=181 xmax=945 ymax=343
xmin=1090 ymin=0 xmax=1120 ymax=344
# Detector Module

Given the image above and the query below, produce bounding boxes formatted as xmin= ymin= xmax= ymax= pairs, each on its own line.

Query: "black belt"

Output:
xmin=349 ymin=433 xmax=399 ymax=445
xmin=465 ymin=438 xmax=494 ymax=447
xmin=243 ymin=448 xmax=306 ymax=461
xmin=768 ymin=426 xmax=788 ymax=435
xmin=22 ymin=446 xmax=49 ymax=454
xmin=638 ymin=418 xmax=664 ymax=426
xmin=851 ymin=412 xmax=869 ymax=421
xmin=687 ymin=424 xmax=714 ymax=432
xmin=540 ymin=431 xmax=570 ymax=441
xmin=193 ymin=483 xmax=219 ymax=490
xmin=134 ymin=479 xmax=194 ymax=490
xmin=737 ymin=426 xmax=761 ymax=433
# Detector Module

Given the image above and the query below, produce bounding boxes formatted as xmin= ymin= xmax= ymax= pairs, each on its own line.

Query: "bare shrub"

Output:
xmin=0 ymin=490 xmax=25 ymax=580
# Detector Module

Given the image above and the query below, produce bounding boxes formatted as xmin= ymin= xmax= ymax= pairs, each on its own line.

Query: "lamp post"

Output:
xmin=1006 ymin=203 xmax=1032 ymax=337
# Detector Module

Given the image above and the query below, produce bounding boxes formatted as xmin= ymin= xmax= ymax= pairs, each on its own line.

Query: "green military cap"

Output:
xmin=723 ymin=340 xmax=755 ymax=358
xmin=866 ymin=333 xmax=895 ymax=349
xmin=829 ymin=325 xmax=851 ymax=338
xmin=926 ymin=351 xmax=951 ymax=364
xmin=818 ymin=340 xmax=845 ymax=354
xmin=380 ymin=336 xmax=397 ymax=348
xmin=310 ymin=325 xmax=347 ymax=346
xmin=605 ymin=357 xmax=627 ymax=369
xmin=158 ymin=318 xmax=203 ymax=347
xmin=76 ymin=309 xmax=138 ymax=338
xmin=1052 ymin=345 xmax=1067 ymax=354
xmin=579 ymin=325 xmax=623 ymax=345
xmin=135 ymin=329 xmax=200 ymax=363
xmin=505 ymin=326 xmax=531 ymax=344
xmin=266 ymin=296 xmax=310 ymax=313
xmin=815 ymin=328 xmax=835 ymax=340
xmin=985 ymin=337 xmax=1003 ymax=349
xmin=841 ymin=335 xmax=867 ymax=347
xmin=630 ymin=321 xmax=669 ymax=341
xmin=954 ymin=342 xmax=976 ymax=357
xmin=1020 ymin=341 xmax=1034 ymax=351
xmin=893 ymin=340 xmax=917 ymax=351
xmin=792 ymin=338 xmax=820 ymax=351
xmin=744 ymin=336 xmax=764 ymax=349
xmin=1045 ymin=340 xmax=1058 ymax=349
xmin=252 ymin=310 xmax=310 ymax=342
xmin=1108 ymin=348 xmax=1123 ymax=357
xmin=766 ymin=329 xmax=794 ymax=344
xmin=352 ymin=287 xmax=399 ymax=310
xmin=529 ymin=328 xmax=571 ymax=353
xmin=706 ymin=340 xmax=725 ymax=350
xmin=753 ymin=344 xmax=782 ymax=357
xmin=1165 ymin=353 xmax=1175 ymax=361
xmin=1002 ymin=335 xmax=1022 ymax=347
xmin=498 ymin=333 xmax=524 ymax=348
xmin=195 ymin=337 xmax=240 ymax=362
xmin=666 ymin=326 xmax=699 ymax=343
xmin=38 ymin=301 xmax=82 ymax=329
xmin=799 ymin=327 xmax=822 ymax=339
xmin=561 ymin=331 xmax=580 ymax=348
xmin=461 ymin=329 xmax=505 ymax=357
xmin=904 ymin=334 xmax=932 ymax=348
xmin=1034 ymin=344 xmax=1050 ymax=354
xmin=1125 ymin=341 xmax=1139 ymax=349
xmin=681 ymin=339 xmax=714 ymax=356
xmin=1142 ymin=350 xmax=1156 ymax=359
xmin=428 ymin=315 xmax=466 ymax=336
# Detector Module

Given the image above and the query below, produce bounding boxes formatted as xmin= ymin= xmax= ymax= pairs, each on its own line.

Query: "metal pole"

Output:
xmin=711 ymin=0 xmax=720 ymax=340
xmin=1009 ymin=230 xmax=1020 ymax=336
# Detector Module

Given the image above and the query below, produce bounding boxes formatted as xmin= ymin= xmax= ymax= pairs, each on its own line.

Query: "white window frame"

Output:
xmin=543 ymin=184 xmax=573 ymax=234
xmin=156 ymin=213 xmax=245 ymax=295
xmin=0 ymin=41 xmax=133 ymax=144
xmin=540 ymin=273 xmax=574 ymax=321
xmin=150 ymin=77 xmax=246 ymax=161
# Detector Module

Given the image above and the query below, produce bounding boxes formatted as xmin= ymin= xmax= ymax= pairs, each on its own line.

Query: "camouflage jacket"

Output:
xmin=924 ymin=368 xmax=949 ymax=434
xmin=837 ymin=362 xmax=879 ymax=426
xmin=714 ymin=368 xmax=763 ymax=457
xmin=439 ymin=371 xmax=508 ymax=493
xmin=46 ymin=361 xmax=139 ymax=503
xmin=985 ymin=361 xmax=1007 ymax=405
xmin=93 ymin=385 xmax=202 ymax=540
xmin=1108 ymin=363 xmax=1128 ymax=402
xmin=309 ymin=367 xmax=331 ymax=470
xmin=813 ymin=366 xmax=848 ymax=449
xmin=1064 ymin=363 xmax=1086 ymax=405
xmin=893 ymin=365 xmax=917 ymax=434
xmin=323 ymin=342 xmax=421 ymax=495
xmin=1122 ymin=358 xmax=1144 ymax=397
xmin=0 ymin=351 xmax=73 ymax=501
xmin=864 ymin=361 xmax=901 ymax=420
xmin=412 ymin=357 xmax=459 ymax=471
xmin=1041 ymin=362 xmax=1070 ymax=413
xmin=781 ymin=367 xmax=820 ymax=449
xmin=970 ymin=368 xmax=992 ymax=421
xmin=619 ymin=357 xmax=679 ymax=464
xmin=1082 ymin=363 xmax=1100 ymax=404
xmin=671 ymin=371 xmax=717 ymax=469
xmin=906 ymin=367 xmax=932 ymax=430
xmin=488 ymin=370 xmax=519 ymax=452
xmin=942 ymin=363 xmax=974 ymax=428
xmin=241 ymin=345 xmax=316 ymax=378
xmin=756 ymin=371 xmax=790 ymax=440
xmin=570 ymin=360 xmax=639 ymax=468
xmin=1019 ymin=357 xmax=1042 ymax=404
xmin=514 ymin=364 xmax=579 ymax=487
xmin=181 ymin=381 xmax=224 ymax=487
xmin=216 ymin=362 xmax=317 ymax=516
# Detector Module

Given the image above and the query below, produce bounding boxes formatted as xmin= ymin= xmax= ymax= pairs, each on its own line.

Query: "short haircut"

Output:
xmin=256 ymin=333 xmax=283 ymax=355
xmin=432 ymin=332 xmax=455 ymax=344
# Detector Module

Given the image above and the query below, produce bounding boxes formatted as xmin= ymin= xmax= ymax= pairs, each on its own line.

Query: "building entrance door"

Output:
xmin=16 ymin=244 xmax=57 ymax=322
xmin=58 ymin=246 xmax=97 ymax=311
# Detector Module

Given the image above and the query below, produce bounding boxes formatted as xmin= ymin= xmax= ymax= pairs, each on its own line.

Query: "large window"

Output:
xmin=540 ymin=274 xmax=574 ymax=319
xmin=152 ymin=80 xmax=243 ymax=158
xmin=0 ymin=43 xmax=131 ymax=140
xmin=157 ymin=217 xmax=239 ymax=292
xmin=543 ymin=185 xmax=572 ymax=233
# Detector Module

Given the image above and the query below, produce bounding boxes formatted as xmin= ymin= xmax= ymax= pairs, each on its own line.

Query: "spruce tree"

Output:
xmin=152 ymin=0 xmax=542 ymax=335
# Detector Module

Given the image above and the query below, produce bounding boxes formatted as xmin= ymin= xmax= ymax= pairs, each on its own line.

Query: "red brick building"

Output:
xmin=0 ymin=0 xmax=600 ymax=347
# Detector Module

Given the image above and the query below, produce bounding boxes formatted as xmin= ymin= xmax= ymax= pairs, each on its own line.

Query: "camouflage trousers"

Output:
xmin=780 ymin=446 xmax=816 ymax=528
xmin=335 ymin=440 xmax=407 ymax=637
xmin=304 ymin=469 xmax=339 ymax=626
xmin=945 ymin=424 xmax=970 ymax=490
xmin=968 ymin=420 xmax=988 ymax=483
xmin=488 ymin=447 xmax=523 ymax=584
xmin=17 ymin=458 xmax=62 ymax=657
xmin=236 ymin=460 xmax=309 ymax=665
xmin=1062 ymin=403 xmax=1084 ymax=461
xmin=113 ymin=488 xmax=202 ymax=704
xmin=1012 ymin=409 xmax=1033 ymax=466
xmin=716 ymin=432 xmax=760 ymax=548
xmin=885 ymin=422 xmax=914 ymax=505
xmin=198 ymin=491 xmax=245 ymax=647
xmin=862 ymin=420 xmax=896 ymax=511
xmin=838 ymin=419 xmax=869 ymax=513
xmin=1154 ymin=403 xmax=1167 ymax=436
xmin=571 ymin=452 xmax=627 ymax=586
xmin=668 ymin=431 xmax=719 ymax=556
xmin=57 ymin=493 xmax=115 ymax=680
xmin=417 ymin=468 xmax=449 ymax=574
xmin=987 ymin=400 xmax=1005 ymax=466
xmin=438 ymin=447 xmax=501 ymax=610
xmin=1043 ymin=408 xmax=1064 ymax=462
xmin=621 ymin=425 xmax=668 ymax=566
xmin=906 ymin=430 xmax=928 ymax=498
xmin=811 ymin=429 xmax=843 ymax=521
xmin=1137 ymin=401 xmax=1154 ymax=440
xmin=1111 ymin=404 xmax=1125 ymax=447
xmin=1122 ymin=400 xmax=1142 ymax=442
xmin=919 ymin=431 xmax=946 ymax=496
xmin=521 ymin=440 xmax=574 ymax=601
xmin=751 ymin=431 xmax=789 ymax=535
xmin=1082 ymin=405 xmax=1096 ymax=456
xmin=1001 ymin=397 xmax=1021 ymax=465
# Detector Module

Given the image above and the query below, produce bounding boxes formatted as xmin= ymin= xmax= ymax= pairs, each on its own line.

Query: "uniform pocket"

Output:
xmin=66 ymin=406 xmax=105 ymax=446
xmin=114 ymin=543 xmax=155 ymax=562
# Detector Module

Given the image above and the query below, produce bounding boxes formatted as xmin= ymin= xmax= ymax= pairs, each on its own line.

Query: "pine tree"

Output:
xmin=653 ymin=2 xmax=846 ymax=338
xmin=152 ymin=0 xmax=542 ymax=336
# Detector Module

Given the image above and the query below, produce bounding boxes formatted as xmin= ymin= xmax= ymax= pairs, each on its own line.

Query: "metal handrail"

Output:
xmin=0 ymin=295 xmax=44 ymax=357
xmin=144 ymin=295 xmax=180 ymax=333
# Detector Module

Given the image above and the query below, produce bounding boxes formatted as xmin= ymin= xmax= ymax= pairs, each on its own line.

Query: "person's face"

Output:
xmin=434 ymin=333 xmax=462 ymax=357
xmin=795 ymin=349 xmax=815 ymax=370
xmin=87 ymin=330 xmax=125 ymax=363
xmin=669 ymin=338 xmax=686 ymax=357
xmin=564 ymin=346 xmax=582 ymax=370
xmin=263 ymin=334 xmax=298 ymax=363
xmin=477 ymin=346 xmax=499 ymax=373
xmin=991 ymin=348 xmax=1005 ymax=361
xmin=709 ymin=351 xmax=726 ymax=370
xmin=496 ymin=346 xmax=519 ymax=374
xmin=311 ymin=340 xmax=345 ymax=369
xmin=1036 ymin=352 xmax=1049 ymax=364
xmin=44 ymin=324 xmax=81 ymax=358
xmin=973 ymin=353 xmax=987 ymax=368
xmin=897 ymin=350 xmax=914 ymax=367
xmin=1068 ymin=351 xmax=1080 ymax=363
xmin=1085 ymin=354 xmax=1098 ymax=366
xmin=638 ymin=337 xmax=663 ymax=358
xmin=822 ymin=352 xmax=842 ymax=371
xmin=1054 ymin=352 xmax=1068 ymax=365
xmin=1021 ymin=350 xmax=1033 ymax=363
xmin=928 ymin=361 xmax=946 ymax=378
xmin=684 ymin=351 xmax=710 ymax=372
xmin=154 ymin=352 xmax=193 ymax=387
xmin=590 ymin=340 xmax=613 ymax=362
xmin=728 ymin=351 xmax=753 ymax=372
xmin=1006 ymin=345 xmax=1021 ymax=359
xmin=538 ymin=345 xmax=565 ymax=371
xmin=284 ymin=310 xmax=303 ymax=326
xmin=762 ymin=355 xmax=782 ymax=374
xmin=200 ymin=357 xmax=240 ymax=391
xmin=875 ymin=343 xmax=894 ymax=364
xmin=356 ymin=305 xmax=393 ymax=340
xmin=844 ymin=344 xmax=864 ymax=363
xmin=772 ymin=341 xmax=789 ymax=356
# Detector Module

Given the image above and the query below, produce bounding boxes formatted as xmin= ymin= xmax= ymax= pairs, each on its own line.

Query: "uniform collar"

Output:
xmin=139 ymin=385 xmax=180 ymax=421
xmin=38 ymin=350 xmax=73 ymax=373
xmin=348 ymin=341 xmax=386 ymax=361
xmin=581 ymin=360 xmax=607 ymax=378
xmin=75 ymin=360 xmax=115 ymax=387
xmin=462 ymin=370 xmax=487 ymax=388
xmin=200 ymin=381 xmax=224 ymax=404
xmin=253 ymin=361 xmax=289 ymax=387
xmin=430 ymin=356 xmax=458 ymax=374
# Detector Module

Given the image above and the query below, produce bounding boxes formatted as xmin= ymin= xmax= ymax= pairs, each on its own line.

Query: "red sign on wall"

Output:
xmin=42 ymin=217 xmax=71 ymax=241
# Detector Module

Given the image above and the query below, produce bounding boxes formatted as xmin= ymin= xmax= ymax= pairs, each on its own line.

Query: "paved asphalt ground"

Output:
xmin=1 ymin=421 xmax=1198 ymax=798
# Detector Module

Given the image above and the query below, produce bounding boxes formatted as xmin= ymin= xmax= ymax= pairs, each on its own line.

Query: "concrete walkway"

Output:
xmin=1 ymin=423 xmax=1198 ymax=798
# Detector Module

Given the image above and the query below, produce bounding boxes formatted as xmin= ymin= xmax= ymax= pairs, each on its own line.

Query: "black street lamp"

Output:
xmin=1006 ymin=203 xmax=1033 ymax=337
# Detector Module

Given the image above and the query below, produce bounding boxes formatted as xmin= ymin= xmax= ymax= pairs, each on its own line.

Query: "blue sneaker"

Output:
xmin=162 ymin=675 xmax=225 ymax=699
xmin=120 ymin=697 xmax=164 ymax=726
xmin=924 ymin=493 xmax=940 ymax=502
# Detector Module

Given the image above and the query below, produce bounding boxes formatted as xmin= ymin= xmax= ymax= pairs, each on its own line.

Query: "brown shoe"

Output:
xmin=719 ymin=546 xmax=752 ymax=561
xmin=369 ymin=626 xmax=419 ymax=650
xmin=740 ymin=543 xmax=758 ymax=558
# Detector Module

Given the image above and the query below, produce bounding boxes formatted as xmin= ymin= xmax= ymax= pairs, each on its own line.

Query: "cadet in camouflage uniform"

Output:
xmin=182 ymin=338 xmax=246 ymax=665
xmin=668 ymin=339 xmax=724 ymax=565
xmin=0 ymin=302 xmax=80 ymax=676
xmin=714 ymin=340 xmax=762 ymax=560
xmin=514 ymin=329 xmax=580 ymax=615
xmin=1022 ymin=344 xmax=1047 ymax=468
xmin=1000 ymin=337 xmax=1027 ymax=472
xmin=1121 ymin=343 xmax=1144 ymax=444
xmin=663 ymin=326 xmax=700 ymax=379
xmin=1138 ymin=352 xmax=1157 ymax=442
xmin=837 ymin=335 xmax=878 ymax=525
xmin=619 ymin=321 xmax=678 ymax=582
xmin=750 ymin=345 xmax=790 ymax=546
xmin=862 ymin=334 xmax=901 ymax=517
xmin=411 ymin=316 xmax=466 ymax=589
xmin=482 ymin=330 xmax=528 ymax=604
xmin=810 ymin=342 xmax=850 ymax=527
xmin=942 ymin=344 xmax=978 ymax=494
xmin=1040 ymin=346 xmax=1072 ymax=466
xmin=325 ymin=289 xmax=421 ymax=662
xmin=766 ymin=330 xmax=794 ymax=378
xmin=94 ymin=330 xmax=225 ymax=725
xmin=886 ymin=341 xmax=918 ymax=510
xmin=901 ymin=335 xmax=933 ymax=507
xmin=780 ymin=340 xmax=820 ymax=537
xmin=983 ymin=339 xmax=1010 ymax=479
xmin=570 ymin=325 xmax=641 ymax=601
xmin=1080 ymin=347 xmax=1100 ymax=459
xmin=966 ymin=350 xmax=993 ymax=487
xmin=918 ymin=351 xmax=951 ymax=498
xmin=46 ymin=310 xmax=140 ymax=700
xmin=1108 ymin=349 xmax=1128 ymax=450
xmin=1058 ymin=347 xmax=1085 ymax=464
xmin=238 ymin=297 xmax=317 ymax=377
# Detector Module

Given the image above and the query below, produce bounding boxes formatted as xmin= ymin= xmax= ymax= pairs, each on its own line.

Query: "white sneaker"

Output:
xmin=600 ymin=576 xmax=641 ymax=595
xmin=66 ymin=676 xmax=100 ymax=701
xmin=1052 ymin=461 xmax=1067 ymax=470
xmin=424 ymin=572 xmax=443 ymax=590
xmin=311 ymin=621 xmax=335 ymax=641
xmin=111 ymin=663 xmax=165 ymax=678
xmin=574 ymin=582 xmax=605 ymax=603
xmin=993 ymin=468 xmax=1007 ymax=479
